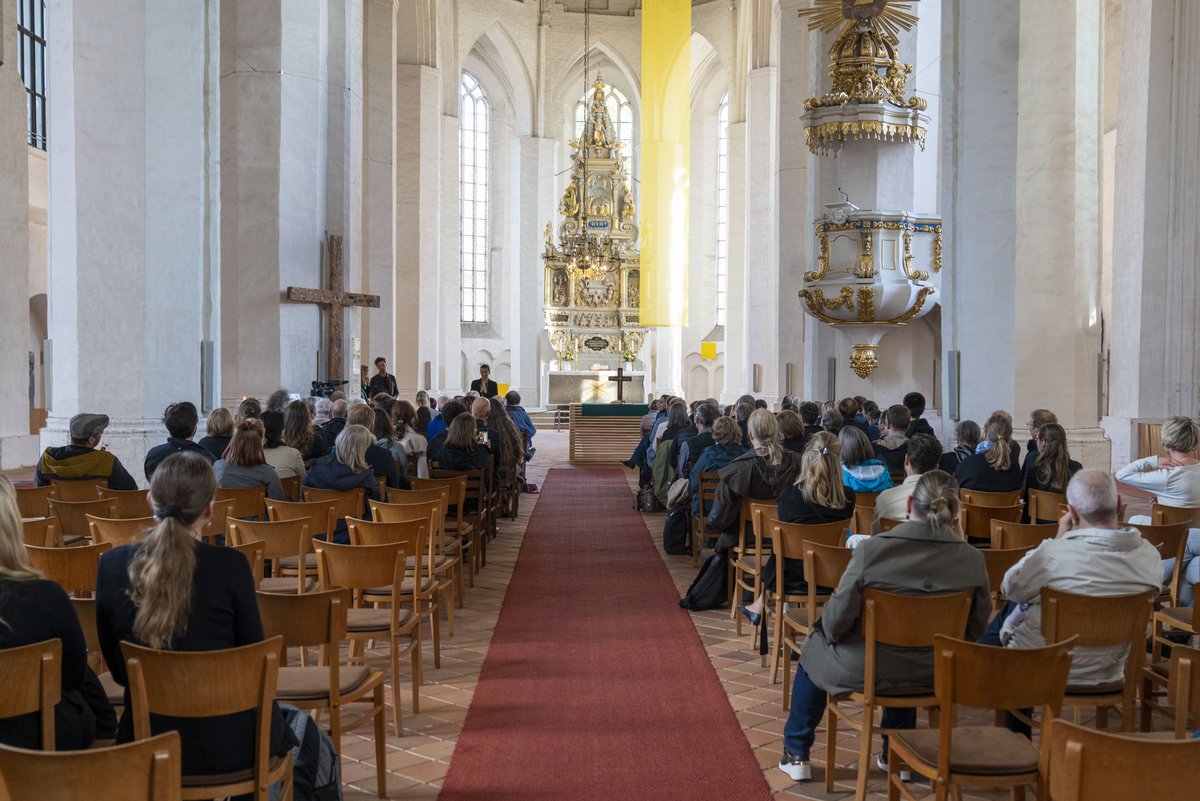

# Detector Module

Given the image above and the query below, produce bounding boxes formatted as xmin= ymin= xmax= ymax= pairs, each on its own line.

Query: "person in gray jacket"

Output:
xmin=779 ymin=470 xmax=991 ymax=783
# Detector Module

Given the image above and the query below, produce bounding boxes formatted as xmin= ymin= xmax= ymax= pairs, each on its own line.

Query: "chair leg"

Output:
xmin=1140 ymin=679 xmax=1154 ymax=731
xmin=887 ymin=752 xmax=900 ymax=801
xmin=856 ymin=704 xmax=874 ymax=801
xmin=443 ymin=584 xmax=456 ymax=638
xmin=411 ymin=625 xmax=423 ymax=708
xmin=782 ymin=644 xmax=793 ymax=712
xmin=430 ymin=599 xmax=442 ymax=669
xmin=1096 ymin=704 xmax=1108 ymax=730
xmin=825 ymin=705 xmax=838 ymax=793
xmin=390 ymin=635 xmax=404 ymax=735
xmin=373 ymin=684 xmax=388 ymax=799
xmin=1010 ymin=784 xmax=1025 ymax=801
xmin=770 ymin=601 xmax=784 ymax=683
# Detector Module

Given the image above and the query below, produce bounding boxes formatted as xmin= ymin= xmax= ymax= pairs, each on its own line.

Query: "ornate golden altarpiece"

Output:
xmin=543 ymin=76 xmax=646 ymax=371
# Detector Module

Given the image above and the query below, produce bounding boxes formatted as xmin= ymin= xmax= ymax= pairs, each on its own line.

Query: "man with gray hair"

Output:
xmin=996 ymin=469 xmax=1161 ymax=692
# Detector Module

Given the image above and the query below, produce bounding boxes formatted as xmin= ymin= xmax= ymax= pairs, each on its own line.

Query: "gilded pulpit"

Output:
xmin=544 ymin=75 xmax=647 ymax=404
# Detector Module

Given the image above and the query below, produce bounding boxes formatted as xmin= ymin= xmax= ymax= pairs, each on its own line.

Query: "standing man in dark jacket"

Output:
xmin=144 ymin=402 xmax=216 ymax=480
xmin=367 ymin=357 xmax=399 ymax=398
xmin=36 ymin=413 xmax=138 ymax=490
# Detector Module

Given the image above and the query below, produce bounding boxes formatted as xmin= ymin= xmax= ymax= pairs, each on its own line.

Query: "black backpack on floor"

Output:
xmin=679 ymin=553 xmax=727 ymax=611
xmin=662 ymin=506 xmax=690 ymax=555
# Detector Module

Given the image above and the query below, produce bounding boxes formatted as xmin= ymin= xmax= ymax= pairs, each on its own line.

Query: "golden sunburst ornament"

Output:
xmin=799 ymin=0 xmax=919 ymax=43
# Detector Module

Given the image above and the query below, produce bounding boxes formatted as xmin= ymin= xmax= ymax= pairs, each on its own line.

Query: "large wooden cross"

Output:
xmin=285 ymin=234 xmax=380 ymax=380
xmin=607 ymin=366 xmax=633 ymax=403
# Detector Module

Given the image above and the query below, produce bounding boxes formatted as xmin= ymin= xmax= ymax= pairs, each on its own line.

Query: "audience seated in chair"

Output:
xmin=867 ymin=434 xmax=943 ymax=536
xmin=1020 ymin=408 xmax=1058 ymax=475
xmin=144 ymin=402 xmax=215 ymax=481
xmin=197 ymin=407 xmax=235 ymax=461
xmin=902 ymin=392 xmax=934 ymax=439
xmin=954 ymin=412 xmax=1023 ymax=493
xmin=689 ymin=418 xmax=749 ymax=520
xmin=871 ymin=405 xmax=911 ymax=483
xmin=347 ymin=403 xmax=402 ymax=490
xmin=678 ymin=403 xmax=719 ymax=478
xmin=261 ymin=410 xmax=306 ymax=483
xmin=840 ymin=426 xmax=893 ymax=493
xmin=214 ymin=419 xmax=285 ymax=502
xmin=777 ymin=410 xmax=809 ymax=455
xmin=1021 ymin=423 xmax=1080 ymax=523
xmin=36 ymin=413 xmax=137 ymax=491
xmin=303 ymin=425 xmax=382 ymax=543
xmin=938 ymin=419 xmax=979 ymax=475
xmin=393 ymin=400 xmax=430 ymax=479
xmin=283 ymin=399 xmax=326 ymax=463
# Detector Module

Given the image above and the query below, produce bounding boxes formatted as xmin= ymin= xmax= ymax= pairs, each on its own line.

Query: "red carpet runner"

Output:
xmin=439 ymin=468 xmax=773 ymax=801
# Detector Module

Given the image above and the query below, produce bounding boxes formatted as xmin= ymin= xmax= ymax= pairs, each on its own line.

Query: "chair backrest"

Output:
xmin=301 ymin=486 xmax=366 ymax=528
xmin=315 ymin=540 xmax=407 ymax=602
xmin=851 ymin=491 xmax=881 ymax=535
xmin=854 ymin=491 xmax=881 ymax=510
xmin=200 ymin=498 xmax=235 ymax=544
xmin=1040 ymin=588 xmax=1155 ymax=649
xmin=1167 ymin=643 xmax=1200 ymax=739
xmin=877 ymin=517 xmax=905 ymax=532
xmin=1151 ymin=503 xmax=1200 ymax=527
xmin=981 ymin=546 xmax=1035 ymax=607
xmin=96 ymin=488 xmax=153 ymax=520
xmin=47 ymin=498 xmax=118 ymax=539
xmin=48 ymin=478 xmax=108 ymax=503
xmin=959 ymin=488 xmax=1023 ymax=507
xmin=87 ymin=516 xmax=156 ymax=548
xmin=0 ymin=639 xmax=62 ymax=750
xmin=228 ymin=540 xmax=266 ymax=590
xmin=214 ymin=485 xmax=267 ymax=521
xmin=368 ymin=498 xmax=443 ymax=548
xmin=990 ymin=519 xmax=1056 ymax=550
xmin=15 ymin=485 xmax=57 ymax=518
xmin=24 ymin=543 xmax=112 ymax=595
xmin=227 ymin=518 xmax=313 ymax=577
xmin=1131 ymin=521 xmax=1189 ymax=604
xmin=736 ymin=498 xmax=773 ymax=552
xmin=800 ymin=541 xmax=854 ymax=623
xmin=861 ymin=589 xmax=973 ymax=700
xmin=962 ymin=502 xmax=1023 ymax=540
xmin=21 ymin=517 xmax=56 ymax=548
xmin=1027 ymin=488 xmax=1067 ymax=523
xmin=0 ymin=731 xmax=182 ymax=801
xmin=410 ymin=476 xmax=467 ymax=531
xmin=277 ymin=475 xmax=301 ymax=502
xmin=122 ymin=638 xmax=283 ymax=783
xmin=345 ymin=518 xmax=428 ymax=585
xmin=264 ymin=498 xmax=336 ymax=541
xmin=696 ymin=472 xmax=720 ymax=521
xmin=433 ymin=468 xmax=486 ymax=523
xmin=1047 ymin=719 xmax=1200 ymax=801
xmin=72 ymin=598 xmax=101 ymax=657
xmin=257 ymin=588 xmax=348 ymax=654
xmin=771 ymin=519 xmax=849 ymax=595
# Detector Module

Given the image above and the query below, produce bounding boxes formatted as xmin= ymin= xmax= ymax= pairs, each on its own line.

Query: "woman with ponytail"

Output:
xmin=96 ymin=452 xmax=294 ymax=778
xmin=738 ymin=433 xmax=856 ymax=626
xmin=953 ymin=412 xmax=1023 ymax=492
xmin=709 ymin=409 xmax=804 ymax=555
xmin=777 ymin=470 xmax=991 ymax=784
xmin=0 ymin=476 xmax=114 ymax=750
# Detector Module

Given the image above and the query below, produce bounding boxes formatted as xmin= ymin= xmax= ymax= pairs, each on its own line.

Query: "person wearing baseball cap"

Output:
xmin=35 ymin=413 xmax=138 ymax=490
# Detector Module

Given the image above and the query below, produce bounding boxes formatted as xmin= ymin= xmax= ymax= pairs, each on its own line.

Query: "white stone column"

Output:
xmin=742 ymin=66 xmax=781 ymax=403
xmin=1105 ymin=0 xmax=1200 ymax=465
xmin=721 ymin=119 xmax=747 ymax=404
xmin=516 ymin=136 xmax=557 ymax=406
xmin=44 ymin=0 xmax=213 ymax=481
xmin=362 ymin=0 xmax=396 ymax=376
xmin=0 ymin=0 xmax=37 ymax=467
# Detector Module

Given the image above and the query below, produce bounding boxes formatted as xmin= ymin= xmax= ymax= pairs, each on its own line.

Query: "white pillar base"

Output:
xmin=1065 ymin=426 xmax=1112 ymax=473
xmin=40 ymin=417 xmax=165 ymax=489
xmin=0 ymin=435 xmax=42 ymax=471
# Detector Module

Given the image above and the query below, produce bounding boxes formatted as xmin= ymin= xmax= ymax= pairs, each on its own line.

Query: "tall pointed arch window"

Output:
xmin=574 ymin=84 xmax=634 ymax=178
xmin=17 ymin=0 xmax=48 ymax=149
xmin=715 ymin=93 xmax=729 ymax=327
xmin=459 ymin=73 xmax=489 ymax=323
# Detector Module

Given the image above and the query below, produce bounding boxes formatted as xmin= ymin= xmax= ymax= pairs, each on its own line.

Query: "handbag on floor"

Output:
xmin=662 ymin=506 xmax=691 ymax=555
xmin=637 ymin=484 xmax=664 ymax=513
xmin=679 ymin=552 xmax=727 ymax=611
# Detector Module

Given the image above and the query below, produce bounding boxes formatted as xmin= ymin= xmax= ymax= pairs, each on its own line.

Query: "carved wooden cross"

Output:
xmin=607 ymin=366 xmax=633 ymax=403
xmin=285 ymin=234 xmax=380 ymax=379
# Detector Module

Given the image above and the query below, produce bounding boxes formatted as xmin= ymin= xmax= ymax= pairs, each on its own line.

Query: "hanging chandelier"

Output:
xmin=558 ymin=0 xmax=621 ymax=279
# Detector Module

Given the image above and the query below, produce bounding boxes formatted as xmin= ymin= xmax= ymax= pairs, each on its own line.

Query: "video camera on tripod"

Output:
xmin=310 ymin=380 xmax=349 ymax=398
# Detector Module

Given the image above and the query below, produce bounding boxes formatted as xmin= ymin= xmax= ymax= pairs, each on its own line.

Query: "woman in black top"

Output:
xmin=96 ymin=452 xmax=294 ymax=778
xmin=197 ymin=406 xmax=235 ymax=460
xmin=954 ymin=413 xmax=1023 ymax=493
xmin=283 ymin=399 xmax=326 ymax=463
xmin=439 ymin=414 xmax=490 ymax=474
xmin=0 ymin=477 xmax=113 ymax=750
xmin=1022 ymin=423 xmax=1081 ymax=522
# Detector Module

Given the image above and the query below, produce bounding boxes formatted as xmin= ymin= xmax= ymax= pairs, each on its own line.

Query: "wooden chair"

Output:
xmin=347 ymin=517 xmax=442 ymax=668
xmin=257 ymin=589 xmax=387 ymax=797
xmin=1027 ymin=488 xmax=1067 ymax=524
xmin=0 ymin=731 xmax=182 ymax=801
xmin=1130 ymin=521 xmax=1188 ymax=605
xmin=21 ymin=517 xmax=56 ymax=548
xmin=371 ymin=495 xmax=462 ymax=621
xmin=413 ymin=475 xmax=477 ymax=585
xmin=47 ymin=498 xmax=117 ymax=545
xmin=981 ymin=547 xmax=1034 ymax=612
xmin=960 ymin=488 xmax=1023 ymax=507
xmin=1151 ymin=502 xmax=1200 ymax=527
xmin=1045 ymin=719 xmax=1200 ymax=801
xmin=990 ymin=520 xmax=1056 ymax=551
xmin=690 ymin=471 xmax=720 ymax=567
xmin=729 ymin=499 xmax=774 ymax=636
xmin=48 ymin=478 xmax=108 ymax=503
xmin=199 ymin=498 xmax=235 ymax=545
xmin=69 ymin=598 xmax=124 ymax=710
xmin=228 ymin=519 xmax=314 ymax=594
xmin=1040 ymin=587 xmax=1155 ymax=731
xmin=887 ymin=634 xmax=1074 ymax=801
xmin=962 ymin=502 xmax=1023 ymax=543
xmin=122 ymin=638 xmax=294 ymax=801
xmin=96 ymin=487 xmax=153 ymax=519
xmin=315 ymin=541 xmax=422 ymax=734
xmin=431 ymin=469 xmax=487 ymax=575
xmin=228 ymin=540 xmax=266 ymax=591
xmin=780 ymin=541 xmax=854 ymax=710
xmin=24 ymin=543 xmax=111 ymax=596
xmin=1142 ymin=605 xmax=1197 ymax=731
xmin=301 ymin=486 xmax=367 ymax=532
xmin=277 ymin=475 xmax=301 ymax=502
xmin=215 ymin=486 xmax=267 ymax=521
xmin=15 ymin=485 xmax=57 ymax=518
xmin=87 ymin=516 xmax=156 ymax=548
xmin=765 ymin=519 xmax=850 ymax=682
xmin=851 ymin=491 xmax=881 ymax=536
xmin=824 ymin=589 xmax=973 ymax=797
xmin=264 ymin=498 xmax=337 ymax=582
xmin=0 ymin=639 xmax=62 ymax=750
xmin=1158 ymin=643 xmax=1200 ymax=739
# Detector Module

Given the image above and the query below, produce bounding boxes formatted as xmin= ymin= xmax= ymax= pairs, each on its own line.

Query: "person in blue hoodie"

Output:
xmin=839 ymin=426 xmax=893 ymax=493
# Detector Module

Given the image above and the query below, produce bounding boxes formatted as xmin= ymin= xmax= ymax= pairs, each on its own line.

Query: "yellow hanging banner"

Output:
xmin=639 ymin=0 xmax=690 ymax=328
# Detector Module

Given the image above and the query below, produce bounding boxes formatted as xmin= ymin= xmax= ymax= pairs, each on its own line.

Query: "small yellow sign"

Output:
xmin=700 ymin=342 xmax=717 ymax=361
xmin=497 ymin=383 xmax=509 ymax=398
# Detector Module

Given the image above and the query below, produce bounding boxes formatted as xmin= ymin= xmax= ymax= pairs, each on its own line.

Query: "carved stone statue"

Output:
xmin=559 ymin=183 xmax=579 ymax=217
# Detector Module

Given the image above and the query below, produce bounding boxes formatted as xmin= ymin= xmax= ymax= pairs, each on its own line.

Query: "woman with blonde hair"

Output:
xmin=303 ymin=424 xmax=381 ymax=542
xmin=0 ymin=477 xmax=113 ymax=750
xmin=953 ymin=412 xmax=1023 ymax=492
xmin=95 ymin=452 xmax=294 ymax=776
xmin=738 ymin=432 xmax=856 ymax=626
xmin=197 ymin=406 xmax=235 ymax=460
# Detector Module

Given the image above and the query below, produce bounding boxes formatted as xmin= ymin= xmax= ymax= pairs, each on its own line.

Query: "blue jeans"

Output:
xmin=784 ymin=664 xmax=916 ymax=758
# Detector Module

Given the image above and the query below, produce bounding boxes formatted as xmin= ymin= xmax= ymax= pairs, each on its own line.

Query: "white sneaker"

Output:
xmin=877 ymin=753 xmax=912 ymax=782
xmin=779 ymin=749 xmax=812 ymax=782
